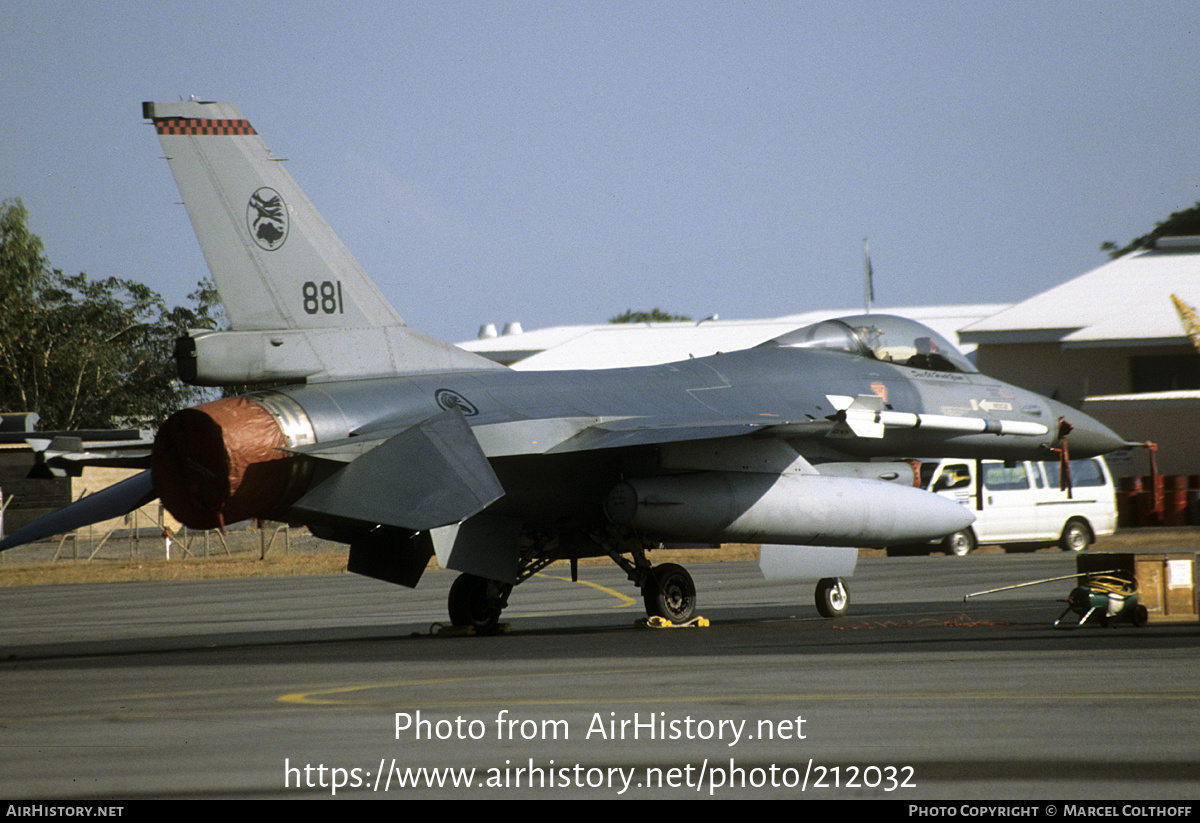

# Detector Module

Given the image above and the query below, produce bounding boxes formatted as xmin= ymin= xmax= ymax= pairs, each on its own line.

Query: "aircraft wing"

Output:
xmin=473 ymin=416 xmax=807 ymax=456
xmin=329 ymin=413 xmax=822 ymax=460
xmin=0 ymin=409 xmax=811 ymax=553
xmin=386 ymin=403 xmax=1045 ymax=459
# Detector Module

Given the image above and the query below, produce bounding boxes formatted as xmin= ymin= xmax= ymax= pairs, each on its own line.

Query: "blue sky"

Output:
xmin=4 ymin=1 xmax=1198 ymax=342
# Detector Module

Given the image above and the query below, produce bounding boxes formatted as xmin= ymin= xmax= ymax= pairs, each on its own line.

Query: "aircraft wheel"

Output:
xmin=815 ymin=577 xmax=849 ymax=618
xmin=448 ymin=573 xmax=505 ymax=634
xmin=642 ymin=563 xmax=696 ymax=622
xmin=943 ymin=528 xmax=977 ymax=556
xmin=1059 ymin=518 xmax=1092 ymax=552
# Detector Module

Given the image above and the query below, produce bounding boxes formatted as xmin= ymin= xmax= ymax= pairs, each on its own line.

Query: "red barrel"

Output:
xmin=1119 ymin=476 xmax=1142 ymax=527
xmin=1162 ymin=475 xmax=1188 ymax=526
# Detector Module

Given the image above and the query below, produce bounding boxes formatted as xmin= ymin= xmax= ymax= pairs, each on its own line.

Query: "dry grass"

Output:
xmin=1092 ymin=527 xmax=1200 ymax=550
xmin=0 ymin=552 xmax=351 ymax=587
xmin=0 ymin=536 xmax=763 ymax=589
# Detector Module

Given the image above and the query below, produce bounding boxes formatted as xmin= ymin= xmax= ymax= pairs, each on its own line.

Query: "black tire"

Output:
xmin=815 ymin=577 xmax=849 ymax=618
xmin=642 ymin=563 xmax=696 ymax=622
xmin=1131 ymin=603 xmax=1149 ymax=627
xmin=1059 ymin=518 xmax=1092 ymax=552
xmin=448 ymin=573 xmax=503 ymax=633
xmin=943 ymin=529 xmax=977 ymax=556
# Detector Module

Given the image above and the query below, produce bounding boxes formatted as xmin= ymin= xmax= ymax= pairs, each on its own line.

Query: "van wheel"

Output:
xmin=1059 ymin=519 xmax=1092 ymax=552
xmin=943 ymin=529 xmax=976 ymax=556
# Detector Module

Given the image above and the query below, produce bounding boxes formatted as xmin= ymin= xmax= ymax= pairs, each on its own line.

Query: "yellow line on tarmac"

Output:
xmin=534 ymin=572 xmax=638 ymax=608
xmin=280 ymin=681 xmax=1200 ymax=708
xmin=277 ymin=576 xmax=645 ymax=705
xmin=279 ymin=668 xmax=646 ymax=705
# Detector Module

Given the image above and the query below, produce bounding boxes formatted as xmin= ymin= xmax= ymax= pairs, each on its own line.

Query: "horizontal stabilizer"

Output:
xmin=292 ymin=410 xmax=504 ymax=531
xmin=0 ymin=470 xmax=157 ymax=551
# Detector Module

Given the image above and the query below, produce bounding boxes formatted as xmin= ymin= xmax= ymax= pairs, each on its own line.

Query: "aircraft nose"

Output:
xmin=1045 ymin=399 xmax=1129 ymax=457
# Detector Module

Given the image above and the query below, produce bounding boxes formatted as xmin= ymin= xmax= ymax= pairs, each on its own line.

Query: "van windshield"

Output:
xmin=761 ymin=314 xmax=977 ymax=374
xmin=1042 ymin=459 xmax=1107 ymax=488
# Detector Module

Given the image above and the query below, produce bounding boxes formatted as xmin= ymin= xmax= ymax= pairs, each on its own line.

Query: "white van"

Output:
xmin=917 ymin=457 xmax=1118 ymax=555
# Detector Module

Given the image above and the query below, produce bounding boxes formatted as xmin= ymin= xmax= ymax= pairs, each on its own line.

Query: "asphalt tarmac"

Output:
xmin=1 ymin=552 xmax=1197 ymax=799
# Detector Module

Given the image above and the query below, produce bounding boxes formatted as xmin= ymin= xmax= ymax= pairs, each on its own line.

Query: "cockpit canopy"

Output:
xmin=759 ymin=314 xmax=977 ymax=374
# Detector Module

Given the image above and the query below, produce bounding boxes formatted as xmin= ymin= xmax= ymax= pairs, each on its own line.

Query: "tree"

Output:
xmin=608 ymin=308 xmax=693 ymax=324
xmin=1100 ymin=202 xmax=1200 ymax=259
xmin=0 ymin=199 xmax=211 ymax=430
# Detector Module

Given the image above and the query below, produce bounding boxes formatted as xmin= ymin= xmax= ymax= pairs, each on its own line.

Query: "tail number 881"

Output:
xmin=303 ymin=281 xmax=344 ymax=315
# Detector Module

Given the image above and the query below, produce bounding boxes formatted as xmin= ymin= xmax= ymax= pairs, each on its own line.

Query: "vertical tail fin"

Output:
xmin=144 ymin=100 xmax=398 ymax=331
xmin=144 ymin=101 xmax=500 ymax=381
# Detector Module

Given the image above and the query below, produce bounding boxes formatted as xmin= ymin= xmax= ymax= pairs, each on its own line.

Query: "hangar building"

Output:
xmin=959 ymin=237 xmax=1200 ymax=478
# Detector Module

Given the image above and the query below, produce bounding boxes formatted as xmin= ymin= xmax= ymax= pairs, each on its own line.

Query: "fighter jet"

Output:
xmin=0 ymin=101 xmax=1130 ymax=632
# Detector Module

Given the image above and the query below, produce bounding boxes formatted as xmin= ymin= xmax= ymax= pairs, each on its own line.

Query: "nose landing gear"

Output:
xmin=814 ymin=576 xmax=849 ymax=618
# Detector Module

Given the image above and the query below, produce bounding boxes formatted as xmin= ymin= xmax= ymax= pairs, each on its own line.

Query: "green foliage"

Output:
xmin=0 ymin=198 xmax=211 ymax=429
xmin=608 ymin=308 xmax=693 ymax=324
xmin=0 ymin=200 xmax=45 ymax=303
xmin=1100 ymin=202 xmax=1200 ymax=259
xmin=181 ymin=278 xmax=225 ymax=331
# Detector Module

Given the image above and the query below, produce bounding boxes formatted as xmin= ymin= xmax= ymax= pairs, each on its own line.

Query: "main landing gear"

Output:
xmin=640 ymin=562 xmax=697 ymax=622
xmin=447 ymin=573 xmax=512 ymax=634
xmin=445 ymin=543 xmax=853 ymax=632
xmin=445 ymin=542 xmax=700 ymax=632
xmin=445 ymin=547 xmax=851 ymax=631
xmin=610 ymin=545 xmax=697 ymax=622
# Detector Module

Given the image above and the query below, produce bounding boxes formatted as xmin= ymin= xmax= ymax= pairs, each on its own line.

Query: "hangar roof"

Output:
xmin=459 ymin=304 xmax=1008 ymax=370
xmin=959 ymin=238 xmax=1200 ymax=348
xmin=1083 ymin=389 xmax=1200 ymax=410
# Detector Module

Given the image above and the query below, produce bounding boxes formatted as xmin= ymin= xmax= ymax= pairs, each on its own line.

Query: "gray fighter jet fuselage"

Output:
xmin=0 ymin=101 xmax=1132 ymax=633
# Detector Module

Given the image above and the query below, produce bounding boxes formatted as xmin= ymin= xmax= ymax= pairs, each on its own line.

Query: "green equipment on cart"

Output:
xmin=1054 ymin=572 xmax=1149 ymax=628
